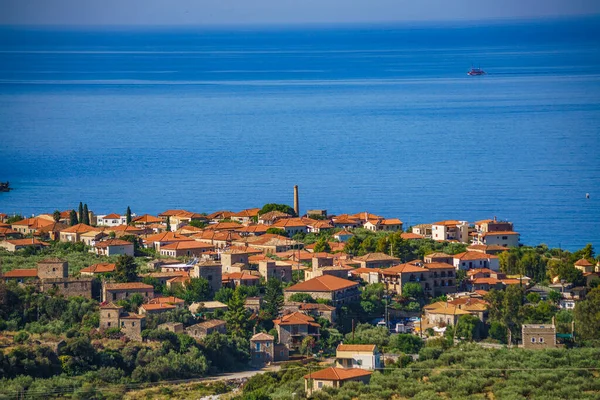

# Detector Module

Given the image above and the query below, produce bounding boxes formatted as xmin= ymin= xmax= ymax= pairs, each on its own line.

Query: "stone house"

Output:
xmin=102 ymin=282 xmax=154 ymax=302
xmin=335 ymin=344 xmax=382 ymax=370
xmin=574 ymin=258 xmax=595 ymax=273
xmin=99 ymin=302 xmax=146 ymax=341
xmin=36 ymin=259 xmax=95 ymax=299
xmin=282 ymin=302 xmax=337 ymax=323
xmin=221 ymin=250 xmax=249 ymax=273
xmin=431 ymin=220 xmax=469 ymax=243
xmin=250 ymin=332 xmax=289 ymax=366
xmin=273 ymin=312 xmax=320 ymax=351
xmin=258 ymin=260 xmax=292 ymax=282
xmin=185 ymin=319 xmax=227 ymax=339
xmin=284 ymin=275 xmax=360 ymax=307
xmin=522 ymin=324 xmax=558 ymax=349
xmin=424 ymin=252 xmax=453 ymax=264
xmin=304 ymin=367 xmax=372 ymax=396
xmin=158 ymin=322 xmax=184 ymax=334
xmin=192 ymin=261 xmax=222 ymax=293
xmin=10 ymin=217 xmax=54 ymax=235
xmin=222 ymin=271 xmax=260 ymax=288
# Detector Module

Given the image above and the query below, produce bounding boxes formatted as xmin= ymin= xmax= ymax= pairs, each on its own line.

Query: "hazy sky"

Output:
xmin=2 ymin=0 xmax=599 ymax=26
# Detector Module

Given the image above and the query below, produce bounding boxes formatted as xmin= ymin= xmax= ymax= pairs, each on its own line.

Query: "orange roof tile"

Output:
xmin=337 ymin=344 xmax=376 ymax=352
xmin=381 ymin=263 xmax=428 ymax=275
xmin=140 ymin=303 xmax=176 ymax=311
xmin=94 ymin=239 xmax=133 ymax=248
xmin=101 ymin=213 xmax=121 ymax=219
xmin=160 ymin=241 xmax=214 ymax=250
xmin=432 ymin=220 xmax=463 ymax=226
xmin=132 ymin=214 xmax=164 ymax=224
xmin=575 ymin=258 xmax=594 ymax=267
xmin=232 ymin=208 xmax=260 ymax=218
xmin=2 ymin=269 xmax=38 ymax=278
xmin=481 ymin=231 xmax=519 ymax=237
xmin=80 ymin=263 xmax=116 ymax=273
xmin=401 ymin=232 xmax=423 ymax=240
xmin=3 ymin=238 xmax=48 ymax=246
xmin=11 ymin=217 xmax=54 ymax=229
xmin=148 ymin=296 xmax=185 ymax=305
xmin=251 ymin=332 xmax=275 ymax=341
xmin=424 ymin=262 xmax=455 ymax=270
xmin=274 ymin=311 xmax=319 ymax=326
xmin=285 ymin=275 xmax=358 ymax=292
xmin=304 ymin=367 xmax=372 ymax=381
xmin=61 ymin=223 xmax=96 ymax=234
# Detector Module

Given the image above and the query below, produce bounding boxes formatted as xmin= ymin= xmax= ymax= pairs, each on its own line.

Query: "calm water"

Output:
xmin=0 ymin=18 xmax=599 ymax=250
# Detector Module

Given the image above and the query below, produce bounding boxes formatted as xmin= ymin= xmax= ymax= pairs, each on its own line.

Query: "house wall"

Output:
xmin=250 ymin=339 xmax=275 ymax=365
xmin=121 ymin=318 xmax=145 ymax=341
xmin=335 ymin=351 xmax=381 ymax=370
xmin=107 ymin=245 xmax=134 ymax=257
xmin=103 ymin=288 xmax=154 ymax=302
xmin=37 ymin=261 xmax=68 ymax=279
xmin=40 ymin=278 xmax=95 ymax=299
xmin=100 ymin=308 xmax=121 ymax=329
xmin=482 ymin=234 xmax=519 ymax=248
xmin=194 ymin=265 xmax=222 ymax=293
xmin=522 ymin=326 xmax=557 ymax=349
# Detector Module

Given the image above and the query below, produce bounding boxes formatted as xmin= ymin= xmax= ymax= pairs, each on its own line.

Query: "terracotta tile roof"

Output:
xmin=80 ymin=263 xmax=116 ymax=273
xmin=144 ymin=232 xmax=194 ymax=243
xmin=475 ymin=219 xmax=494 ymax=225
xmin=423 ymin=262 xmax=454 ymax=270
xmin=472 ymin=277 xmax=501 ymax=285
xmin=474 ymin=290 xmax=489 ymax=296
xmin=11 ymin=217 xmax=54 ymax=229
xmin=167 ymin=276 xmax=191 ymax=284
xmin=109 ymin=225 xmax=145 ymax=233
xmin=432 ymin=220 xmax=463 ymax=226
xmin=467 ymin=244 xmax=508 ymax=252
xmin=194 ymin=319 xmax=226 ymax=329
xmin=175 ymin=225 xmax=204 ymax=234
xmin=132 ymin=214 xmax=164 ymax=224
xmin=236 ymin=225 xmax=270 ymax=234
xmin=105 ymin=282 xmax=153 ymax=290
xmin=204 ymin=222 xmax=243 ymax=231
xmin=350 ymin=267 xmax=383 ymax=275
xmin=0 ymin=227 xmax=19 ymax=235
xmin=304 ymin=367 xmax=372 ymax=381
xmin=101 ymin=213 xmax=121 ymax=219
xmin=337 ymin=344 xmax=376 ymax=352
xmin=454 ymin=252 xmax=499 ymax=261
xmin=334 ymin=230 xmax=354 ymax=237
xmin=258 ymin=210 xmax=291 ymax=221
xmin=37 ymin=222 xmax=68 ymax=234
xmin=274 ymin=311 xmax=320 ymax=327
xmin=272 ymin=218 xmax=308 ymax=228
xmin=159 ymin=209 xmax=188 ymax=217
xmin=401 ymin=232 xmax=423 ymax=240
xmin=425 ymin=252 xmax=452 ymax=259
xmin=251 ymin=332 xmax=274 ymax=341
xmin=381 ymin=263 xmax=428 ymax=275
xmin=205 ymin=210 xmax=234 ymax=220
xmin=381 ymin=218 xmax=403 ymax=225
xmin=2 ymin=268 xmax=38 ymax=278
xmin=467 ymin=268 xmax=494 ymax=276
xmin=160 ymin=241 xmax=214 ymax=250
xmin=285 ymin=275 xmax=358 ymax=292
xmin=3 ymin=238 xmax=48 ymax=246
xmin=140 ymin=303 xmax=176 ymax=311
xmin=354 ymin=252 xmax=400 ymax=262
xmin=99 ymin=302 xmax=123 ymax=309
xmin=61 ymin=223 xmax=96 ymax=233
xmin=575 ymin=258 xmax=594 ymax=267
xmin=424 ymin=302 xmax=470 ymax=315
xmin=148 ymin=296 xmax=184 ymax=305
xmin=481 ymin=231 xmax=519 ymax=237
xmin=232 ymin=208 xmax=260 ymax=218
xmin=351 ymin=212 xmax=383 ymax=220
xmin=120 ymin=313 xmax=146 ymax=319
xmin=222 ymin=271 xmax=260 ymax=281
xmin=95 ymin=239 xmax=133 ymax=248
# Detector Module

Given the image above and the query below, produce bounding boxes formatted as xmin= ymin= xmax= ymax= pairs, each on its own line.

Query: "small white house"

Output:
xmin=96 ymin=213 xmax=128 ymax=227
xmin=335 ymin=344 xmax=382 ymax=371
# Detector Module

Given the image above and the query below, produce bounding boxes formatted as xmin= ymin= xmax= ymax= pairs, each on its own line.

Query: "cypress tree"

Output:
xmin=69 ymin=209 xmax=78 ymax=226
xmin=82 ymin=204 xmax=89 ymax=225
xmin=166 ymin=217 xmax=171 ymax=232
xmin=52 ymin=210 xmax=61 ymax=223
xmin=126 ymin=206 xmax=132 ymax=225
xmin=78 ymin=202 xmax=84 ymax=223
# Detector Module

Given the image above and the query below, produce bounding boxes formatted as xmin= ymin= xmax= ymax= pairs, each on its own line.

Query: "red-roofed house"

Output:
xmin=453 ymin=252 xmax=500 ymax=271
xmin=2 ymin=268 xmax=38 ymax=283
xmin=284 ymin=275 xmax=360 ymax=307
xmin=432 ymin=220 xmax=469 ymax=243
xmin=59 ymin=223 xmax=96 ymax=242
xmin=274 ymin=312 xmax=320 ymax=350
xmin=0 ymin=238 xmax=49 ymax=252
xmin=93 ymin=239 xmax=134 ymax=256
xmin=80 ymin=263 xmax=116 ymax=276
xmin=102 ymin=282 xmax=154 ymax=302
xmin=304 ymin=367 xmax=372 ymax=395
xmin=159 ymin=241 xmax=215 ymax=257
xmin=97 ymin=213 xmax=127 ymax=227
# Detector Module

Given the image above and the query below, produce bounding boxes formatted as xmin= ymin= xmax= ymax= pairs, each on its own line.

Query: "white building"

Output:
xmin=96 ymin=213 xmax=128 ymax=227
xmin=335 ymin=344 xmax=382 ymax=370
xmin=431 ymin=220 xmax=469 ymax=243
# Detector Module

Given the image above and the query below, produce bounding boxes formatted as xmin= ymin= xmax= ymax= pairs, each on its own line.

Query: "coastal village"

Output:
xmin=1 ymin=188 xmax=599 ymax=397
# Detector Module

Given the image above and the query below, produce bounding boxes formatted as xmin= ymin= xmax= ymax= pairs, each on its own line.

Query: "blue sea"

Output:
xmin=0 ymin=17 xmax=599 ymax=250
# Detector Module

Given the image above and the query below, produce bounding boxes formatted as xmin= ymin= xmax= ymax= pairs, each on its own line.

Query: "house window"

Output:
xmin=107 ymin=322 xmax=111 ymax=327
xmin=539 ymin=337 xmax=544 ymax=343
xmin=502 ymin=236 xmax=507 ymax=240
xmin=531 ymin=337 xmax=536 ymax=343
xmin=121 ymin=322 xmax=125 ymax=327
xmin=318 ymin=382 xmax=323 ymax=389
xmin=132 ymin=322 xmax=135 ymax=327
xmin=112 ymin=293 xmax=117 ymax=301
xmin=256 ymin=343 xmax=261 ymax=351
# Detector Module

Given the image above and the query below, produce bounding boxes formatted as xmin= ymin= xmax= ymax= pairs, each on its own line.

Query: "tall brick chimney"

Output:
xmin=293 ymin=185 xmax=299 ymax=217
